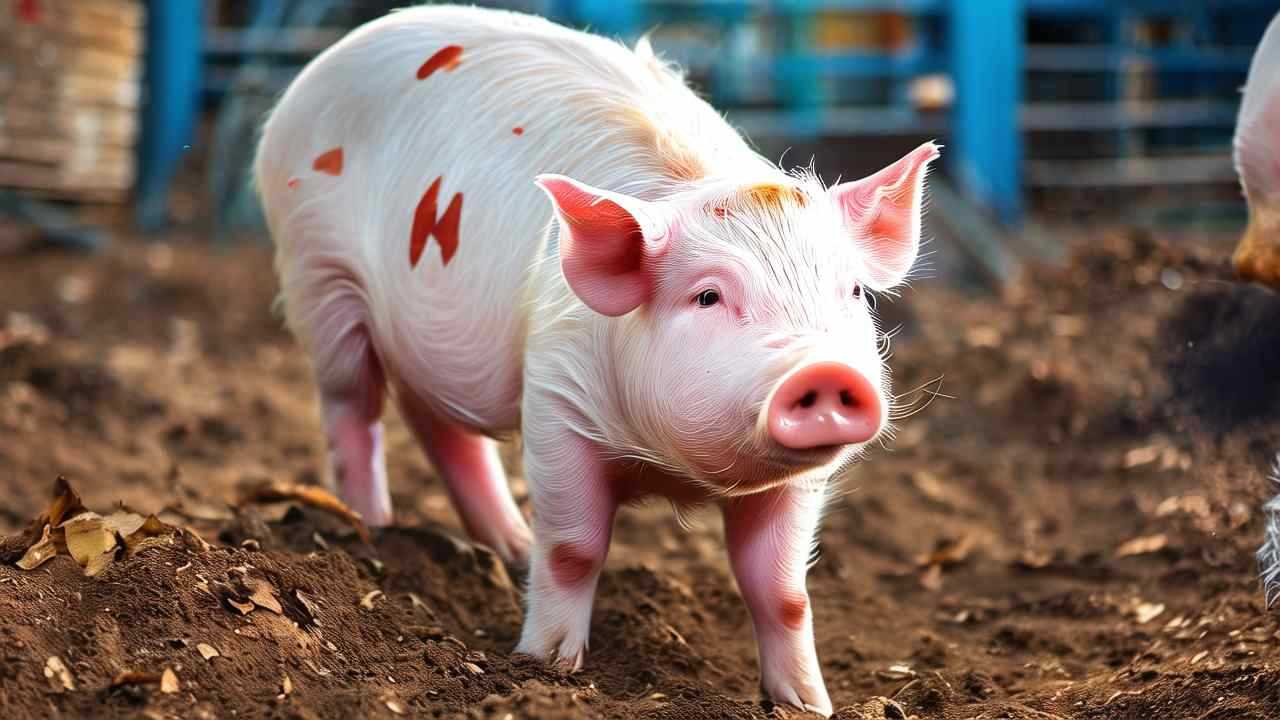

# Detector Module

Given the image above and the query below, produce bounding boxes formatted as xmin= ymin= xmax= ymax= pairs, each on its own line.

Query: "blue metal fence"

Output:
xmin=134 ymin=0 xmax=1279 ymax=232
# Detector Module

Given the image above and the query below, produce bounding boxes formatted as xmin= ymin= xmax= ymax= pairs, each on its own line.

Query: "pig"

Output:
xmin=253 ymin=5 xmax=936 ymax=715
xmin=1233 ymin=9 xmax=1280 ymax=288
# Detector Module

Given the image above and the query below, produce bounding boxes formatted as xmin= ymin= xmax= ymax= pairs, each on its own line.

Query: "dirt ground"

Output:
xmin=3 ymin=221 xmax=1280 ymax=719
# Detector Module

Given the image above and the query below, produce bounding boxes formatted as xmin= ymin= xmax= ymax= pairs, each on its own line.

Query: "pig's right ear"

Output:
xmin=535 ymin=174 xmax=670 ymax=317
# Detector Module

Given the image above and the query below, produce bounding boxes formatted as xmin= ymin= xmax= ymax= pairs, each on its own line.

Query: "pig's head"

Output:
xmin=536 ymin=142 xmax=938 ymax=493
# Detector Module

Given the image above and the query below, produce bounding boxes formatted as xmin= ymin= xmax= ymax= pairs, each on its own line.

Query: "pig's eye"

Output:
xmin=695 ymin=289 xmax=721 ymax=307
xmin=852 ymin=284 xmax=862 ymax=300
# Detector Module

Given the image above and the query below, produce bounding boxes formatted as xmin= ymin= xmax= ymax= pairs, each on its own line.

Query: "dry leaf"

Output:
xmin=1134 ymin=602 xmax=1166 ymax=624
xmin=1116 ymin=534 xmax=1168 ymax=558
xmin=44 ymin=656 xmax=75 ymax=691
xmin=916 ymin=535 xmax=976 ymax=568
xmin=385 ymin=699 xmax=407 ymax=715
xmin=281 ymin=674 xmax=294 ymax=696
xmin=60 ymin=512 xmax=119 ymax=576
xmin=247 ymin=578 xmax=283 ymax=614
xmin=1015 ymin=549 xmax=1053 ymax=570
xmin=360 ymin=590 xmax=384 ymax=610
xmin=238 ymin=481 xmax=371 ymax=543
xmin=197 ymin=643 xmax=220 ymax=661
xmin=227 ymin=598 xmax=255 ymax=615
xmin=46 ymin=477 xmax=87 ymax=527
xmin=876 ymin=663 xmax=915 ymax=681
xmin=160 ymin=668 xmax=179 ymax=694
xmin=102 ymin=511 xmax=147 ymax=538
xmin=295 ymin=590 xmax=322 ymax=626
xmin=123 ymin=515 xmax=179 ymax=557
xmin=17 ymin=525 xmax=57 ymax=570
xmin=1123 ymin=445 xmax=1161 ymax=468
xmin=461 ymin=662 xmax=484 ymax=675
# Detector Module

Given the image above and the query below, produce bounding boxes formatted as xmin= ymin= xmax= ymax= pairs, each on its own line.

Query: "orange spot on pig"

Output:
xmin=550 ymin=543 xmax=596 ymax=587
xmin=779 ymin=592 xmax=807 ymax=630
xmin=312 ymin=148 xmax=344 ymax=176
xmin=512 ymin=127 xmax=524 ymax=136
xmin=410 ymin=176 xmax=464 ymax=268
xmin=417 ymin=45 xmax=463 ymax=80
xmin=712 ymin=206 xmax=727 ymax=219
xmin=287 ymin=177 xmax=300 ymax=189
xmin=17 ymin=0 xmax=39 ymax=23
xmin=743 ymin=183 xmax=808 ymax=209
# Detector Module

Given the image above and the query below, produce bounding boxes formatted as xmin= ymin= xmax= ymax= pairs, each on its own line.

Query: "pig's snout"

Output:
xmin=766 ymin=362 xmax=881 ymax=450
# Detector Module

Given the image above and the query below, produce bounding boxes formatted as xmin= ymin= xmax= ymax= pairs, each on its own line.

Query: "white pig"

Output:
xmin=1236 ymin=10 xmax=1280 ymax=607
xmin=1233 ymin=9 xmax=1280 ymax=288
xmin=254 ymin=6 xmax=937 ymax=714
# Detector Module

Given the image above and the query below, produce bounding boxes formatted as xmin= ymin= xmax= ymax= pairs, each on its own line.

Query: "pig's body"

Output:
xmin=257 ymin=6 xmax=939 ymax=716
xmin=257 ymin=6 xmax=766 ymax=435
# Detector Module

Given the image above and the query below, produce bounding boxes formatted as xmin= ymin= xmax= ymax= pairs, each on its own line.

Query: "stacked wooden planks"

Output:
xmin=0 ymin=0 xmax=144 ymax=203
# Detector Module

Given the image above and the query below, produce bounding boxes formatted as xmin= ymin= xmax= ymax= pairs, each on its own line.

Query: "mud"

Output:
xmin=3 ymin=225 xmax=1280 ymax=719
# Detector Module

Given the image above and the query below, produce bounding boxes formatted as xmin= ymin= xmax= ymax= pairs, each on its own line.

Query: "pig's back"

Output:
xmin=256 ymin=4 xmax=765 ymax=433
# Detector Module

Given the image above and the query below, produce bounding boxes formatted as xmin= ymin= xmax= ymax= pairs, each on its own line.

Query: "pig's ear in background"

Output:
xmin=828 ymin=141 xmax=940 ymax=290
xmin=1234 ymin=11 xmax=1280 ymax=203
xmin=535 ymin=174 xmax=669 ymax=316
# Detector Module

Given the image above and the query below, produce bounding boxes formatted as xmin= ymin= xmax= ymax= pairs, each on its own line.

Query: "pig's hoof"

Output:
xmin=765 ymin=680 xmax=833 ymax=718
xmin=513 ymin=635 xmax=587 ymax=673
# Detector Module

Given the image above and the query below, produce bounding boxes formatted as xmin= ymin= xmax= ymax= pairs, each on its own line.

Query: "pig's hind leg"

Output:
xmin=311 ymin=322 xmax=394 ymax=529
xmin=395 ymin=391 xmax=533 ymax=569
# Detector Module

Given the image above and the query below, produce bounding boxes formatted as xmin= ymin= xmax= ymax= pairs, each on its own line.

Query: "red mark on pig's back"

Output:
xmin=410 ymin=176 xmax=463 ymax=268
xmin=550 ymin=543 xmax=597 ymax=587
xmin=17 ymin=0 xmax=40 ymax=23
xmin=313 ymin=147 xmax=344 ymax=176
xmin=778 ymin=592 xmax=808 ymax=631
xmin=287 ymin=178 xmax=301 ymax=189
xmin=417 ymin=45 xmax=463 ymax=80
xmin=512 ymin=127 xmax=524 ymax=136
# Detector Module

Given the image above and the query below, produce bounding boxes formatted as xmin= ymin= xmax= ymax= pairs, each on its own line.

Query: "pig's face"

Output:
xmin=539 ymin=142 xmax=938 ymax=492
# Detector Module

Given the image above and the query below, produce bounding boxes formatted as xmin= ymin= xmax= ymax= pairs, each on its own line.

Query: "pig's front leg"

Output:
xmin=515 ymin=427 xmax=617 ymax=669
xmin=723 ymin=485 xmax=832 ymax=717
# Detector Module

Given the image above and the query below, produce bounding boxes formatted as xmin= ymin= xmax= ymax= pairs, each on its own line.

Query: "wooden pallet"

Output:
xmin=0 ymin=0 xmax=144 ymax=203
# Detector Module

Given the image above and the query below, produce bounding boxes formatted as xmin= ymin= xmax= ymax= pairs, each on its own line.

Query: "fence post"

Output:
xmin=136 ymin=0 xmax=204 ymax=231
xmin=949 ymin=0 xmax=1024 ymax=224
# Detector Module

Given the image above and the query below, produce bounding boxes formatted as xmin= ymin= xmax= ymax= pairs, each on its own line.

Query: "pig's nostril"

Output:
xmin=797 ymin=391 xmax=818 ymax=409
xmin=839 ymin=389 xmax=855 ymax=407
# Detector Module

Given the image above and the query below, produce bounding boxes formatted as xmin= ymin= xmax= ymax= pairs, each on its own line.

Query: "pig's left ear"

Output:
xmin=535 ymin=174 xmax=670 ymax=317
xmin=828 ymin=141 xmax=940 ymax=290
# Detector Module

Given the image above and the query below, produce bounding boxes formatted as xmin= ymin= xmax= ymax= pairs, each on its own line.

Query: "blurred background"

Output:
xmin=2 ymin=0 xmax=1278 ymax=291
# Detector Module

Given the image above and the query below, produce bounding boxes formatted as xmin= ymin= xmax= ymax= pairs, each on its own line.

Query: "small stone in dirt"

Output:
xmin=161 ymin=668 xmax=180 ymax=694
xmin=281 ymin=673 xmax=294 ymax=696
xmin=385 ymin=699 xmax=407 ymax=715
xmin=44 ymin=655 xmax=75 ymax=692
xmin=197 ymin=643 xmax=220 ymax=660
